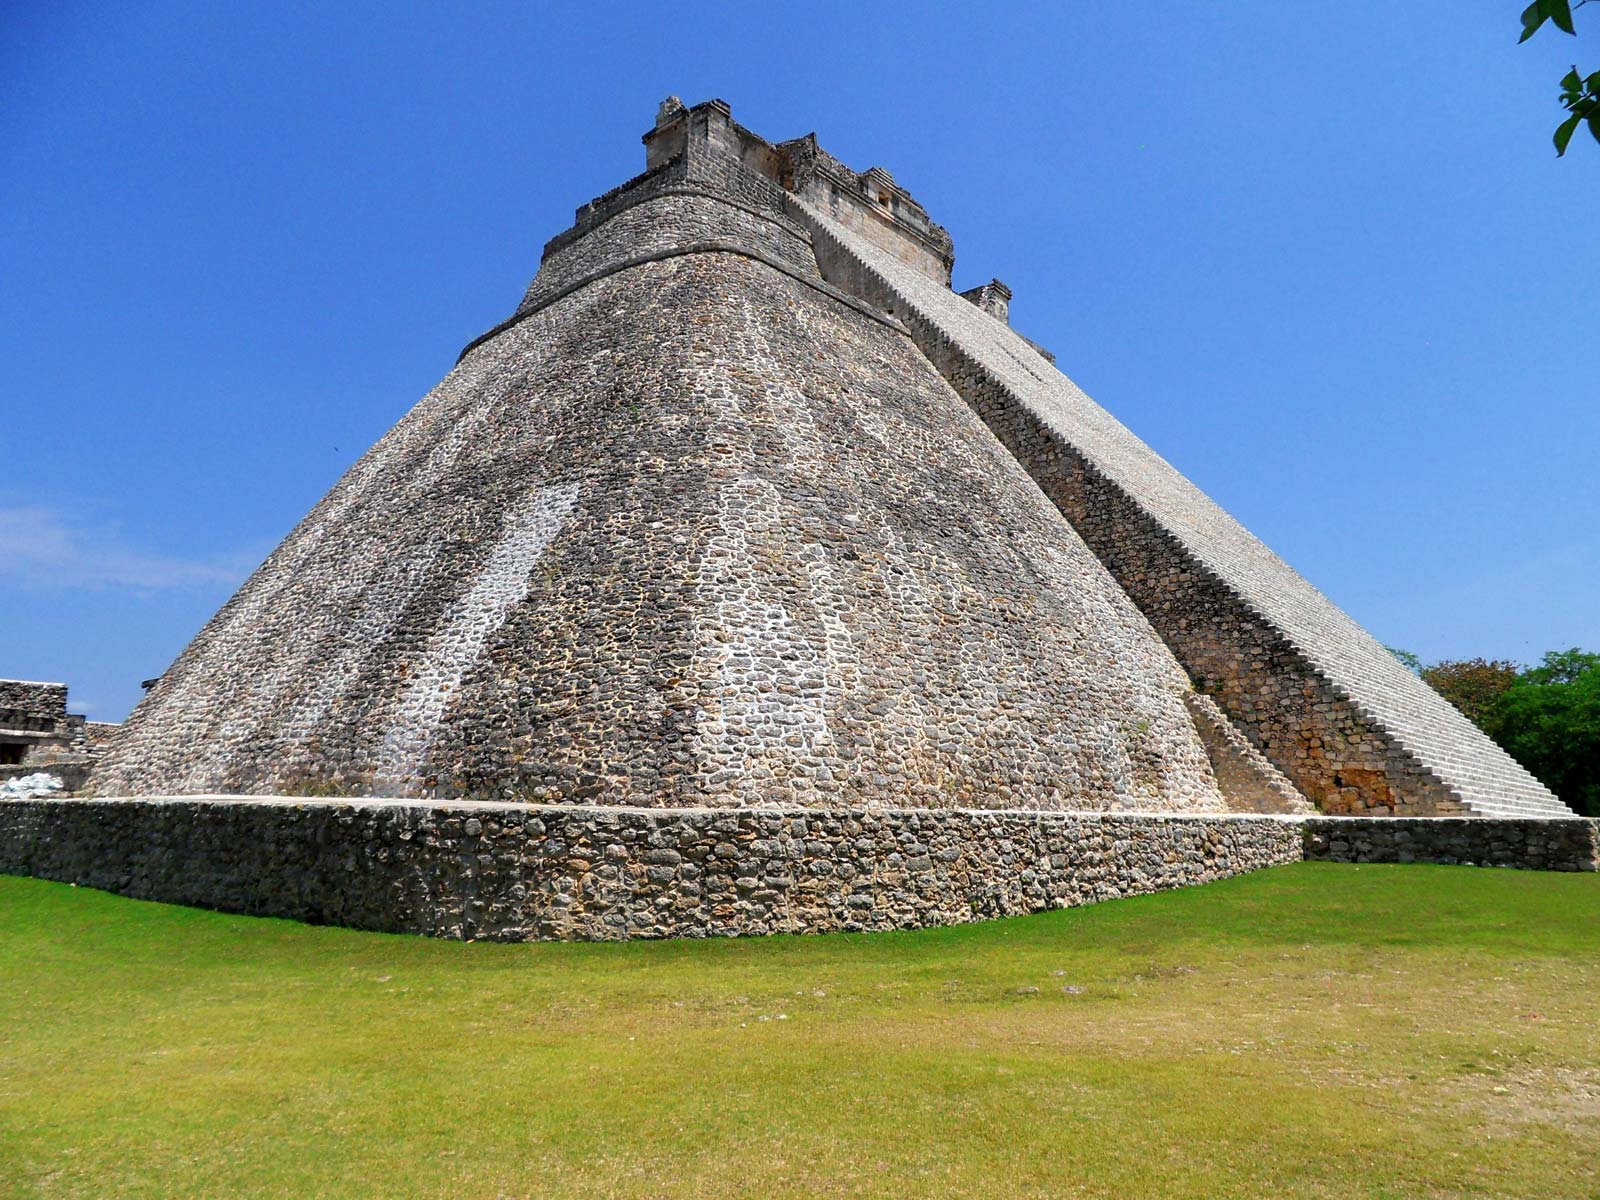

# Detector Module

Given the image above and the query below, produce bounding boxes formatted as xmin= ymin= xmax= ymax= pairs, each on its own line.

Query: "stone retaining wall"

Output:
xmin=1302 ymin=816 xmax=1598 ymax=871
xmin=2 ymin=798 xmax=1592 ymax=942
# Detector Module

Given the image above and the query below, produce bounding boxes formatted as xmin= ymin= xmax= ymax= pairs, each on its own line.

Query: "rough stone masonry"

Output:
xmin=7 ymin=97 xmax=1584 ymax=941
xmin=0 ymin=798 xmax=1592 ymax=941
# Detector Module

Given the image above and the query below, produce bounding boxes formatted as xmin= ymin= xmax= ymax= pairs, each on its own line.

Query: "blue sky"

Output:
xmin=3 ymin=2 xmax=1595 ymax=722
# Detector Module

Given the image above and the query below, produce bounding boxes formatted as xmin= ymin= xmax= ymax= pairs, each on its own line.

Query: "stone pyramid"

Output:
xmin=91 ymin=98 xmax=1569 ymax=821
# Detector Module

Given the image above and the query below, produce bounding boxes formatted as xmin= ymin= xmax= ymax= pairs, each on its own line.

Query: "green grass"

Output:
xmin=2 ymin=864 xmax=1598 ymax=1199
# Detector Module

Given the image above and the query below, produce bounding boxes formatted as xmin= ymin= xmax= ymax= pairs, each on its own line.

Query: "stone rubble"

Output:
xmin=0 ymin=773 xmax=65 ymax=800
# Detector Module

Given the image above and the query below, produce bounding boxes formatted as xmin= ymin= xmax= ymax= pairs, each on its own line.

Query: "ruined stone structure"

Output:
xmin=6 ymin=98 xmax=1583 ymax=940
xmin=0 ymin=680 xmax=115 ymax=792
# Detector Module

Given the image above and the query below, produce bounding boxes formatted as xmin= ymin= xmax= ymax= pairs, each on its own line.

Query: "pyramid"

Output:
xmin=90 ymin=98 xmax=1568 ymax=823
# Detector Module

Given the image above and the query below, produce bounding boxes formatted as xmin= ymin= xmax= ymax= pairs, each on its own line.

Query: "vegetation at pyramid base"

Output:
xmin=1394 ymin=646 xmax=1600 ymax=816
xmin=1420 ymin=657 xmax=1522 ymax=728
xmin=4 ymin=867 xmax=1597 ymax=1198
xmin=1486 ymin=650 xmax=1600 ymax=816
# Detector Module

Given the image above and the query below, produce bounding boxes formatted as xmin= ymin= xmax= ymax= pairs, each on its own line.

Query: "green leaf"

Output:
xmin=1520 ymin=0 xmax=1546 ymax=42
xmin=1588 ymin=112 xmax=1600 ymax=144
xmin=1561 ymin=67 xmax=1582 ymax=92
xmin=1547 ymin=0 xmax=1576 ymax=36
xmin=1554 ymin=112 xmax=1581 ymax=155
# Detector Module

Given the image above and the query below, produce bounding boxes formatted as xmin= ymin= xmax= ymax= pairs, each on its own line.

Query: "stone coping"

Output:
xmin=457 ymin=239 xmax=907 ymax=364
xmin=28 ymin=795 xmax=1595 ymax=825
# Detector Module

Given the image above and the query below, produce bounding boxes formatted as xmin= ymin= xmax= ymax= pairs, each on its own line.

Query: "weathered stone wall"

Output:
xmin=0 ymin=680 xmax=68 ymax=732
xmin=776 ymin=133 xmax=954 ymax=285
xmin=525 ymin=189 xmax=817 ymax=312
xmin=0 ymin=798 xmax=1301 ymax=940
xmin=1303 ymin=815 xmax=1598 ymax=870
xmin=2 ymin=798 xmax=1590 ymax=941
xmin=84 ymin=722 xmax=120 ymax=753
xmin=0 ymin=680 xmax=108 ymax=782
xmin=1183 ymin=693 xmax=1312 ymax=814
xmin=959 ymin=279 xmax=1011 ymax=325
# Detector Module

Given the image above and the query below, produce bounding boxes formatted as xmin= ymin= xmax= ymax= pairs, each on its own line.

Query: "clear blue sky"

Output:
xmin=3 ymin=2 xmax=1595 ymax=722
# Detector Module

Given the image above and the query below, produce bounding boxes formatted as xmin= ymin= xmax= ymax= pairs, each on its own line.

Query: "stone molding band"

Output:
xmin=542 ymin=184 xmax=814 ymax=262
xmin=3 ymin=797 xmax=1593 ymax=943
xmin=457 ymin=239 xmax=907 ymax=364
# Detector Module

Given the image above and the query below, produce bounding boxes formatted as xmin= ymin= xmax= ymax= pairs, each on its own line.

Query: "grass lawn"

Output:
xmin=2 ymin=864 xmax=1597 ymax=1199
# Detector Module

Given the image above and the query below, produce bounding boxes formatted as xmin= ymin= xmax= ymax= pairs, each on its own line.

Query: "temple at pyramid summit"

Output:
xmin=5 ymin=98 xmax=1590 ymax=941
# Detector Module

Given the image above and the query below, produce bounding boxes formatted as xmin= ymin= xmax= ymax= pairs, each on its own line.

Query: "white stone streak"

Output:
xmin=271 ymin=397 xmax=507 ymax=760
xmin=697 ymin=475 xmax=832 ymax=778
xmin=688 ymin=295 xmax=873 ymax=801
xmin=735 ymin=304 xmax=861 ymax=749
xmin=271 ymin=541 xmax=446 ymax=758
xmin=158 ymin=354 xmax=509 ymax=792
xmin=373 ymin=482 xmax=580 ymax=795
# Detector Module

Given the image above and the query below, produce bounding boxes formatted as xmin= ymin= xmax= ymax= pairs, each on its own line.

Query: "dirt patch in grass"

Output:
xmin=1461 ymin=1065 xmax=1600 ymax=1130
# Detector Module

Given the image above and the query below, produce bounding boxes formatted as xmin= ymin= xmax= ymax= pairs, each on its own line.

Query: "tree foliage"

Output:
xmin=1514 ymin=646 xmax=1600 ymax=685
xmin=1484 ymin=649 xmax=1600 ymax=816
xmin=1520 ymin=0 xmax=1600 ymax=154
xmin=1408 ymin=648 xmax=1598 ymax=816
xmin=1420 ymin=658 xmax=1521 ymax=728
xmin=1387 ymin=646 xmax=1423 ymax=674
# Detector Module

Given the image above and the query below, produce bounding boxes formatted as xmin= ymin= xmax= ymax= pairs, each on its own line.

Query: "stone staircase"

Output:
xmin=793 ymin=196 xmax=1572 ymax=821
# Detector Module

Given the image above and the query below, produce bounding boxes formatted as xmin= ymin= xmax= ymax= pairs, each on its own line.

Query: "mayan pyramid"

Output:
xmin=90 ymin=98 xmax=1569 ymax=821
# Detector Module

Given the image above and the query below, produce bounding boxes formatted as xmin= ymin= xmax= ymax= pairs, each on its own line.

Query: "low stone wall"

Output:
xmin=1 ymin=799 xmax=1591 ymax=942
xmin=1 ymin=798 xmax=1302 ymax=941
xmin=1303 ymin=816 xmax=1598 ymax=871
